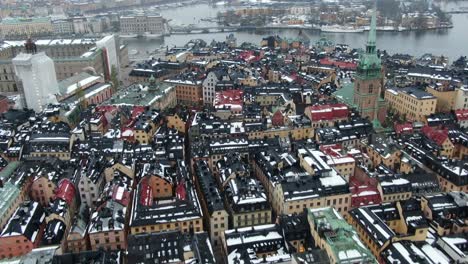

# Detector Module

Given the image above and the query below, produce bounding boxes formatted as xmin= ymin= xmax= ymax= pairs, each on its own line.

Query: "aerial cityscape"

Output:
xmin=0 ymin=0 xmax=467 ymax=263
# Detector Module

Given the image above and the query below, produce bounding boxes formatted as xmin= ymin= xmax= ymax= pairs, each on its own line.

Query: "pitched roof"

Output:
xmin=455 ymin=109 xmax=468 ymax=121
xmin=55 ymin=178 xmax=76 ymax=205
xmin=422 ymin=126 xmax=449 ymax=146
xmin=309 ymin=103 xmax=349 ymax=121
xmin=320 ymin=58 xmax=357 ymax=70
xmin=1 ymin=201 xmax=45 ymax=243
xmin=395 ymin=123 xmax=413 ymax=134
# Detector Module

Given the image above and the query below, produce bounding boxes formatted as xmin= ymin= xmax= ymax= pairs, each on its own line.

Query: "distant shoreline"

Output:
xmin=164 ymin=24 xmax=453 ymax=36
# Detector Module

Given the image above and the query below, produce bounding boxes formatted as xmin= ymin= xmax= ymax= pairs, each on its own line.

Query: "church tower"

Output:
xmin=353 ymin=5 xmax=383 ymax=125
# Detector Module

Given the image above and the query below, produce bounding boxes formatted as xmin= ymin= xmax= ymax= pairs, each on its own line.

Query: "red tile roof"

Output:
xmin=421 ymin=125 xmax=449 ymax=146
xmin=309 ymin=103 xmax=349 ymax=121
xmin=319 ymin=144 xmax=343 ymax=157
xmin=55 ymin=179 xmax=76 ymax=205
xmin=394 ymin=123 xmax=413 ymax=134
xmin=131 ymin=106 xmax=147 ymax=119
xmin=95 ymin=105 xmax=118 ymax=113
xmin=176 ymin=179 xmax=187 ymax=201
xmin=455 ymin=109 xmax=468 ymax=121
xmin=272 ymin=110 xmax=285 ymax=127
xmin=112 ymin=184 xmax=131 ymax=206
xmin=320 ymin=58 xmax=357 ymax=70
xmin=139 ymin=177 xmax=153 ymax=207
xmin=214 ymin=89 xmax=243 ymax=111
xmin=349 ymin=177 xmax=381 ymax=207
xmin=238 ymin=50 xmax=261 ymax=62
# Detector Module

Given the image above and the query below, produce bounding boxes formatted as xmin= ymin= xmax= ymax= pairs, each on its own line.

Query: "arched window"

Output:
xmin=369 ymin=84 xmax=374 ymax=94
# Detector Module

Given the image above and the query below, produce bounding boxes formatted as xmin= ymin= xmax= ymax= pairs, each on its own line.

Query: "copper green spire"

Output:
xmin=357 ymin=1 xmax=381 ymax=79
xmin=369 ymin=3 xmax=384 ymax=132
xmin=148 ymin=74 xmax=157 ymax=91
xmin=366 ymin=3 xmax=377 ymax=54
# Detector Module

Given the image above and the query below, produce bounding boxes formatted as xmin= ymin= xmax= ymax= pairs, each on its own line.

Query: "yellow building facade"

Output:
xmin=385 ymin=88 xmax=437 ymax=122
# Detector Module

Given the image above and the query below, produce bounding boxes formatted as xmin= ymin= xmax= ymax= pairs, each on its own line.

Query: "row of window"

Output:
xmin=284 ymin=197 xmax=349 ymax=211
xmin=383 ymin=193 xmax=411 ymax=202
xmin=67 ymin=241 xmax=87 ymax=252
xmin=133 ymin=225 xmax=202 ymax=234
xmin=94 ymin=235 xmax=121 ymax=245
xmin=0 ymin=82 xmax=18 ymax=92
xmin=234 ymin=212 xmax=270 ymax=221
xmin=133 ymin=220 xmax=201 ymax=233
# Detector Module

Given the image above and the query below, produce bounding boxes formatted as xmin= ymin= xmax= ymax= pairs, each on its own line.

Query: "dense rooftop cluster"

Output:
xmin=0 ymin=23 xmax=467 ymax=264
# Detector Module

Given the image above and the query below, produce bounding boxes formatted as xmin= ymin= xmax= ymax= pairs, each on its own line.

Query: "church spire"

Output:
xmin=369 ymin=2 xmax=383 ymax=131
xmin=366 ymin=2 xmax=377 ymax=54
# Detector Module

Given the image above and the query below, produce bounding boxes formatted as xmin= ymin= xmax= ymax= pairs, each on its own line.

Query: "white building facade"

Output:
xmin=455 ymin=86 xmax=468 ymax=110
xmin=120 ymin=14 xmax=164 ymax=35
xmin=96 ymin=35 xmax=120 ymax=80
xmin=202 ymin=71 xmax=219 ymax=105
xmin=73 ymin=18 xmax=90 ymax=34
xmin=52 ymin=19 xmax=74 ymax=35
xmin=12 ymin=52 xmax=59 ymax=112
